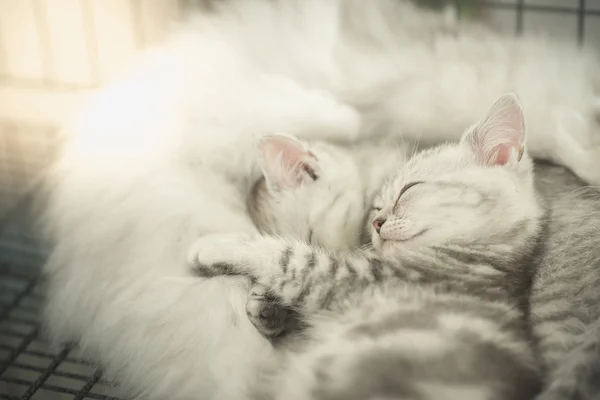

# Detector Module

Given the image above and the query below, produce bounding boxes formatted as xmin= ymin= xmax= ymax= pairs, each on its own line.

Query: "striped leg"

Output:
xmin=189 ymin=234 xmax=387 ymax=311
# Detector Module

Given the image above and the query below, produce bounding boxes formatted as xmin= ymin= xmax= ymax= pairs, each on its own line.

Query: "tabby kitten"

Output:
xmin=190 ymin=94 xmax=544 ymax=400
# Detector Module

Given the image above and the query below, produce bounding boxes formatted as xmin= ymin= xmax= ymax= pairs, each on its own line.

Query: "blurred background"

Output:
xmin=0 ymin=0 xmax=599 ymax=399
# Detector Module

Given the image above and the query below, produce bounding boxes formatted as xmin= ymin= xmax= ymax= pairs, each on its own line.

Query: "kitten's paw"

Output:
xmin=246 ymin=284 xmax=288 ymax=338
xmin=562 ymin=147 xmax=600 ymax=186
xmin=557 ymin=120 xmax=600 ymax=186
xmin=321 ymin=104 xmax=361 ymax=142
xmin=187 ymin=234 xmax=252 ymax=277
xmin=562 ymin=99 xmax=600 ymax=185
xmin=299 ymin=98 xmax=361 ymax=143
xmin=191 ymin=261 xmax=242 ymax=278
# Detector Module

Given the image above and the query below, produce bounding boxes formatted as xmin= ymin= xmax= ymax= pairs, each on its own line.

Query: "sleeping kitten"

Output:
xmin=190 ymin=94 xmax=545 ymax=400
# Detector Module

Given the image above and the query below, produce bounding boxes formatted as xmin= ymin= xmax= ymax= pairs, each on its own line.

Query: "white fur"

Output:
xmin=42 ymin=17 xmax=362 ymax=400
xmin=43 ymin=1 xmax=600 ymax=398
xmin=188 ymin=0 xmax=600 ymax=182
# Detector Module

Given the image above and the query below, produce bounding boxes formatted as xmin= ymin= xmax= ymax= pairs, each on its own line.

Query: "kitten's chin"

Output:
xmin=371 ymin=233 xmax=383 ymax=251
xmin=375 ymin=240 xmax=405 ymax=258
xmin=372 ymin=232 xmax=425 ymax=256
xmin=372 ymin=236 xmax=402 ymax=256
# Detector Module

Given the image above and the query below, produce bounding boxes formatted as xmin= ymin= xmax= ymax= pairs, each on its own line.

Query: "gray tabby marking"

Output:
xmin=191 ymin=94 xmax=549 ymax=399
xmin=192 ymin=236 xmax=543 ymax=400
xmin=531 ymin=163 xmax=600 ymax=400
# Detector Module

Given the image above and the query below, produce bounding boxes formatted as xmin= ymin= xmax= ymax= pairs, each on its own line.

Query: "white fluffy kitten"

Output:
xmin=42 ymin=36 xmax=363 ymax=400
xmin=192 ymin=0 xmax=600 ymax=184
xmin=43 ymin=0 xmax=600 ymax=399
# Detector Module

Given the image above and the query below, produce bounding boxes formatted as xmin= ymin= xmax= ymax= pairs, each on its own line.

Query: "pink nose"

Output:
xmin=373 ymin=218 xmax=386 ymax=234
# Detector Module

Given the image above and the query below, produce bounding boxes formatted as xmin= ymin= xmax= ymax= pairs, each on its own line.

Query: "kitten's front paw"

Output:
xmin=192 ymin=261 xmax=241 ymax=278
xmin=246 ymin=284 xmax=288 ymax=338
xmin=187 ymin=234 xmax=251 ymax=277
xmin=558 ymin=139 xmax=600 ymax=186
xmin=556 ymin=102 xmax=600 ymax=185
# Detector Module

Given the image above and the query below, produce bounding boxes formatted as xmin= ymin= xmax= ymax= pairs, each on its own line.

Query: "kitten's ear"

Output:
xmin=256 ymin=133 xmax=319 ymax=191
xmin=462 ymin=93 xmax=526 ymax=166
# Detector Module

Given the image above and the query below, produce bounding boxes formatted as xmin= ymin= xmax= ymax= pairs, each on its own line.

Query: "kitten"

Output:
xmin=190 ymin=94 xmax=545 ymax=400
xmin=200 ymin=0 xmax=600 ymax=185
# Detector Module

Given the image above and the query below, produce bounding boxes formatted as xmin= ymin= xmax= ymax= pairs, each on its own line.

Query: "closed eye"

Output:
xmin=393 ymin=181 xmax=424 ymax=209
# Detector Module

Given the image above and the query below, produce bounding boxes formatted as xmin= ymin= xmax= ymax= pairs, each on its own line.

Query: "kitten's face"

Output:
xmin=369 ymin=94 xmax=541 ymax=256
xmin=250 ymin=135 xmax=366 ymax=249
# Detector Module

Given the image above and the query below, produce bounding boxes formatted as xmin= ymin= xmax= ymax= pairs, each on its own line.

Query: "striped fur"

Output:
xmin=531 ymin=164 xmax=600 ymax=400
xmin=190 ymin=96 xmax=546 ymax=400
xmin=191 ymin=210 xmax=544 ymax=400
xmin=192 ymin=236 xmax=543 ymax=400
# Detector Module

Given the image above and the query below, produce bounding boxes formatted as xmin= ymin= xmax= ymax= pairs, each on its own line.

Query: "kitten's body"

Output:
xmin=191 ymin=96 xmax=546 ymax=400
xmin=530 ymin=165 xmax=600 ymax=399
xmin=195 ymin=237 xmax=543 ymax=400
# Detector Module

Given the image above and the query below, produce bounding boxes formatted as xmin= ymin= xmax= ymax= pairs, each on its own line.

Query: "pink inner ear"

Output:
xmin=494 ymin=143 xmax=512 ymax=166
xmin=263 ymin=138 xmax=307 ymax=171
xmin=257 ymin=134 xmax=316 ymax=190
xmin=467 ymin=93 xmax=526 ymax=167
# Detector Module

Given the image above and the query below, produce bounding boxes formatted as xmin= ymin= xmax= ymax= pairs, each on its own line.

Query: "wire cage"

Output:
xmin=1 ymin=0 xmax=600 ymax=399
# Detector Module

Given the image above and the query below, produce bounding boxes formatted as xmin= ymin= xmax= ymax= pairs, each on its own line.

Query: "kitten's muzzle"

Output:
xmin=373 ymin=218 xmax=386 ymax=234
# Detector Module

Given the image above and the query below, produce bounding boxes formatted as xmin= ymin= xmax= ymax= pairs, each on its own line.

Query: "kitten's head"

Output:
xmin=370 ymin=93 xmax=541 ymax=256
xmin=249 ymin=133 xmax=366 ymax=249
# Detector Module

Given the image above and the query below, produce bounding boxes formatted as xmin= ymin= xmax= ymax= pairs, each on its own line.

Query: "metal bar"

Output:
xmin=480 ymin=1 xmax=600 ymax=17
xmin=30 ymin=0 xmax=55 ymax=84
xmin=0 ymin=328 xmax=32 ymax=338
xmin=129 ymin=0 xmax=146 ymax=49
xmin=20 ymin=346 xmax=71 ymax=399
xmin=72 ymin=369 xmax=103 ymax=400
xmin=578 ymin=0 xmax=587 ymax=45
xmin=0 ymin=276 xmax=37 ymax=333
xmin=2 ymin=315 xmax=38 ymax=325
xmin=516 ymin=0 xmax=525 ymax=34
xmin=0 ymin=264 xmax=38 ymax=281
xmin=454 ymin=0 xmax=462 ymax=19
xmin=9 ymin=361 xmax=92 ymax=381
xmin=81 ymin=0 xmax=101 ymax=85
xmin=0 ymin=328 xmax=38 ymax=377
xmin=0 ymin=375 xmax=113 ymax=399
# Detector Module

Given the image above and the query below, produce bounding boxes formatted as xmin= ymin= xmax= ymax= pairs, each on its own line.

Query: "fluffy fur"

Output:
xmin=189 ymin=0 xmax=600 ymax=183
xmin=41 ymin=30 xmax=364 ymax=400
xmin=190 ymin=94 xmax=544 ymax=400
xmin=530 ymin=165 xmax=600 ymax=400
xmin=42 ymin=1 xmax=600 ymax=398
